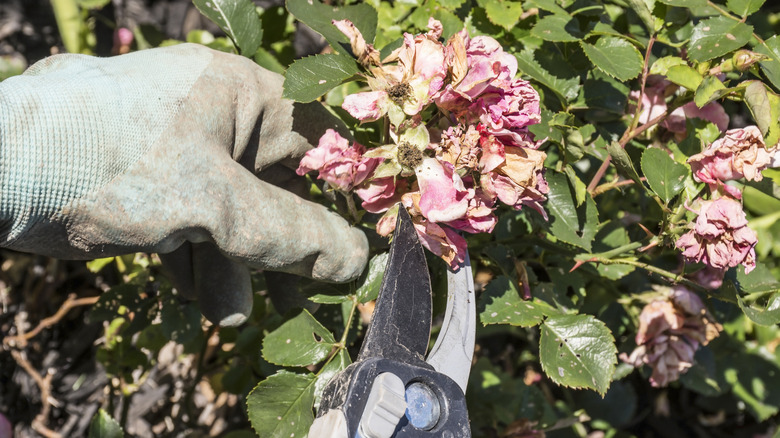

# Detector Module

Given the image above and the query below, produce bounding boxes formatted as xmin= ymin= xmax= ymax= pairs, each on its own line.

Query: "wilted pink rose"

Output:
xmin=416 ymin=158 xmax=470 ymax=223
xmin=296 ymin=129 xmax=381 ymax=192
xmin=332 ymin=19 xmax=380 ymax=66
xmin=446 ymin=188 xmax=497 ymax=234
xmin=675 ymin=197 xmax=757 ymax=274
xmin=629 ymin=76 xmax=671 ymax=126
xmin=688 ymin=126 xmax=774 ymax=198
xmin=400 ymin=193 xmax=467 ymax=269
xmin=436 ymin=34 xmax=518 ymax=112
xmin=663 ymin=101 xmax=729 ymax=134
xmin=437 ymin=124 xmax=481 ymax=170
xmin=480 ymin=144 xmax=548 ymax=218
xmin=341 ymin=23 xmax=445 ymax=125
xmin=621 ymin=288 xmax=721 ymax=387
xmin=471 ymin=79 xmax=542 ymax=149
xmin=355 ymin=177 xmax=407 ymax=214
xmin=628 ymin=75 xmax=729 ymax=134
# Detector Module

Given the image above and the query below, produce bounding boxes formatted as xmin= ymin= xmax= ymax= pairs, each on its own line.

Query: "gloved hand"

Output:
xmin=0 ymin=43 xmax=368 ymax=326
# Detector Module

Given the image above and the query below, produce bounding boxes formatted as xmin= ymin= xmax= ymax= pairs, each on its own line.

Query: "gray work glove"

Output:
xmin=0 ymin=43 xmax=368 ymax=326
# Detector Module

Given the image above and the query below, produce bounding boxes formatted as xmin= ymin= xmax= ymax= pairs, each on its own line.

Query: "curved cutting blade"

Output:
xmin=357 ymin=207 xmax=432 ymax=364
xmin=425 ymin=251 xmax=475 ymax=394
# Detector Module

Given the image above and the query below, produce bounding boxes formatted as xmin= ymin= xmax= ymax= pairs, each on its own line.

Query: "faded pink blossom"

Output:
xmin=629 ymin=76 xmax=671 ymax=126
xmin=675 ymin=197 xmax=757 ymax=274
xmin=112 ymin=27 xmax=134 ymax=55
xmin=296 ymin=129 xmax=380 ymax=192
xmin=470 ymin=79 xmax=542 ymax=149
xmin=628 ymin=76 xmax=728 ymax=134
xmin=342 ymin=20 xmax=446 ymax=125
xmin=437 ymin=124 xmax=482 ymax=170
xmin=690 ymin=266 xmax=726 ymax=289
xmin=332 ymin=19 xmax=380 ymax=66
xmin=621 ymin=288 xmax=721 ymax=387
xmin=480 ymin=143 xmax=548 ymax=218
xmin=401 ymin=193 xmax=467 ymax=269
xmin=446 ymin=188 xmax=497 ymax=234
xmin=355 ymin=177 xmax=407 ymax=213
xmin=436 ymin=34 xmax=518 ymax=113
xmin=416 ymin=158 xmax=470 ymax=223
xmin=663 ymin=102 xmax=729 ymax=134
xmin=688 ymin=126 xmax=774 ymax=198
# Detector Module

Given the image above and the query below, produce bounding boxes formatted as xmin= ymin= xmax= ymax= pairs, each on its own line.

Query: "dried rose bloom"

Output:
xmin=332 ymin=20 xmax=381 ymax=67
xmin=675 ymin=197 xmax=757 ymax=274
xmin=688 ymin=126 xmax=775 ymax=198
xmin=621 ymin=288 xmax=721 ymax=387
xmin=341 ymin=19 xmax=446 ymax=126
xmin=296 ymin=129 xmax=380 ymax=192
xmin=628 ymin=75 xmax=729 ymax=135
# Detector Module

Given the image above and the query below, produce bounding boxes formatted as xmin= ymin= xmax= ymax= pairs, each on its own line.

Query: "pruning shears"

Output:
xmin=309 ymin=207 xmax=476 ymax=437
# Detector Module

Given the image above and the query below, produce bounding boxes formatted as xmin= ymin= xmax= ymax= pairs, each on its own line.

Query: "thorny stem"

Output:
xmin=592 ymin=177 xmax=647 ymax=197
xmin=587 ymin=35 xmax=659 ymax=195
xmin=586 ymin=257 xmax=707 ymax=292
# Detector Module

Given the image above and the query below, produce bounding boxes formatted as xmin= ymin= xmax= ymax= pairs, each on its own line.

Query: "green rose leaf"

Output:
xmin=286 ymin=0 xmax=377 ymax=55
xmin=688 ymin=16 xmax=752 ymax=62
xmin=694 ymin=76 xmax=727 ymax=108
xmin=531 ymin=15 xmax=583 ymax=42
xmin=744 ymin=80 xmax=780 ymax=146
xmin=247 ymin=371 xmax=317 ymax=438
xmin=356 ymin=252 xmax=389 ymax=303
xmin=666 ymin=65 xmax=704 ymax=91
xmin=283 ymin=54 xmax=359 ymax=103
xmin=650 ymin=56 xmax=687 ymax=76
xmin=539 ymin=314 xmax=617 ymax=395
xmin=754 ymin=36 xmax=780 ymax=92
xmin=192 ymin=0 xmax=263 ymax=56
xmin=478 ymin=276 xmax=552 ymax=327
xmin=581 ymin=37 xmax=643 ymax=81
xmin=88 ymin=409 xmax=124 ymax=438
xmin=480 ymin=0 xmax=525 ymax=31
xmin=737 ymin=292 xmax=780 ymax=326
xmin=262 ymin=310 xmax=337 ymax=367
xmin=515 ymin=50 xmax=580 ymax=103
xmin=546 ymin=172 xmax=599 ymax=251
xmin=657 ymin=0 xmax=707 ymax=6
xmin=641 ymin=148 xmax=689 ymax=203
xmin=726 ymin=0 xmax=765 ymax=17
xmin=314 ymin=349 xmax=352 ymax=409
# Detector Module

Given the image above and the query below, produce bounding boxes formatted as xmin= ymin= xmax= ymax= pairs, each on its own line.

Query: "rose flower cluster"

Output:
xmin=621 ymin=287 xmax=721 ymax=387
xmin=297 ymin=18 xmax=546 ymax=268
xmin=675 ymin=125 xmax=777 ymax=286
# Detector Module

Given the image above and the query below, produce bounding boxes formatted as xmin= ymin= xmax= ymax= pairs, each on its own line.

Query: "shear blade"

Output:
xmin=357 ymin=207 xmax=431 ymax=364
xmin=425 ymin=251 xmax=476 ymax=394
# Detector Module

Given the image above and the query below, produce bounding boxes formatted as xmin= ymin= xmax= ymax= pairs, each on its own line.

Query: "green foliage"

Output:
xmin=261 ymin=310 xmax=337 ymax=367
xmin=88 ymin=409 xmax=124 ymax=438
xmin=282 ymin=54 xmax=359 ymax=102
xmin=641 ymin=148 xmax=689 ymax=203
xmin=246 ymin=371 xmax=317 ymax=438
xmin=581 ymin=37 xmax=644 ymax=81
xmin=63 ymin=0 xmax=780 ymax=436
xmin=688 ymin=17 xmax=753 ymax=62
